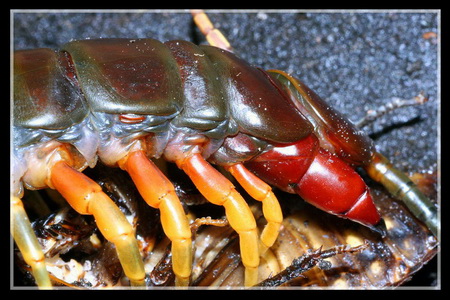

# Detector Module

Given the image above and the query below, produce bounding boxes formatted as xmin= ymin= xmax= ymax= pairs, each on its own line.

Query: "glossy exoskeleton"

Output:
xmin=12 ymin=11 xmax=438 ymax=289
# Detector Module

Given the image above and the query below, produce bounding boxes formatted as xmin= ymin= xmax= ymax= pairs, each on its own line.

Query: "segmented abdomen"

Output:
xmin=13 ymin=38 xmax=310 ymax=193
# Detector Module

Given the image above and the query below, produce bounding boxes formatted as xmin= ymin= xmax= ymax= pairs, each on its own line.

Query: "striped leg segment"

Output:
xmin=227 ymin=163 xmax=283 ymax=254
xmin=50 ymin=161 xmax=146 ymax=287
xmin=11 ymin=196 xmax=52 ymax=289
xmin=176 ymin=153 xmax=259 ymax=286
xmin=191 ymin=10 xmax=233 ymax=52
xmin=119 ymin=150 xmax=192 ymax=287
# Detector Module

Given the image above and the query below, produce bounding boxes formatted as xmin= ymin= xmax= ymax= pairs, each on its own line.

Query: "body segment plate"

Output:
xmin=200 ymin=46 xmax=313 ymax=143
xmin=14 ymin=48 xmax=88 ymax=129
xmin=165 ymin=40 xmax=227 ymax=131
xmin=62 ymin=39 xmax=183 ymax=117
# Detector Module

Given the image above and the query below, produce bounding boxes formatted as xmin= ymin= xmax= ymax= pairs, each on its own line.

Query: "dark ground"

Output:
xmin=11 ymin=9 xmax=440 ymax=288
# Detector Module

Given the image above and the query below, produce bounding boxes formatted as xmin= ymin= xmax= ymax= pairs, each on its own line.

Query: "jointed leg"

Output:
xmin=226 ymin=164 xmax=283 ymax=254
xmin=119 ymin=150 xmax=192 ymax=287
xmin=176 ymin=153 xmax=259 ymax=286
xmin=50 ymin=161 xmax=146 ymax=287
xmin=191 ymin=10 xmax=233 ymax=52
xmin=11 ymin=196 xmax=52 ymax=289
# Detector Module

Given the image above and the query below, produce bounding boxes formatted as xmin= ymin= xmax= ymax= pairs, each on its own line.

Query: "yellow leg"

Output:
xmin=50 ymin=161 xmax=145 ymax=287
xmin=119 ymin=150 xmax=192 ymax=287
xmin=11 ymin=196 xmax=52 ymax=289
xmin=191 ymin=9 xmax=233 ymax=52
xmin=227 ymin=164 xmax=283 ymax=255
xmin=176 ymin=154 xmax=259 ymax=287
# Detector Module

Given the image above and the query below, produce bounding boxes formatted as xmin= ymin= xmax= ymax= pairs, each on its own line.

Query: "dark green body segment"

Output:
xmin=14 ymin=38 xmax=312 ymax=143
xmin=62 ymin=39 xmax=183 ymax=118
xmin=14 ymin=48 xmax=87 ymax=129
xmin=165 ymin=40 xmax=228 ymax=132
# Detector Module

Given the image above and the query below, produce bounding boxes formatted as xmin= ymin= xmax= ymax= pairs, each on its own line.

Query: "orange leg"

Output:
xmin=176 ymin=153 xmax=259 ymax=286
xmin=11 ymin=196 xmax=52 ymax=289
xmin=50 ymin=161 xmax=146 ymax=287
xmin=118 ymin=150 xmax=192 ymax=287
xmin=191 ymin=9 xmax=233 ymax=52
xmin=227 ymin=164 xmax=283 ymax=254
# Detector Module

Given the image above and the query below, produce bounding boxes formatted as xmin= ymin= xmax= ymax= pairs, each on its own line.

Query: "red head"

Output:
xmin=244 ymin=134 xmax=385 ymax=236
